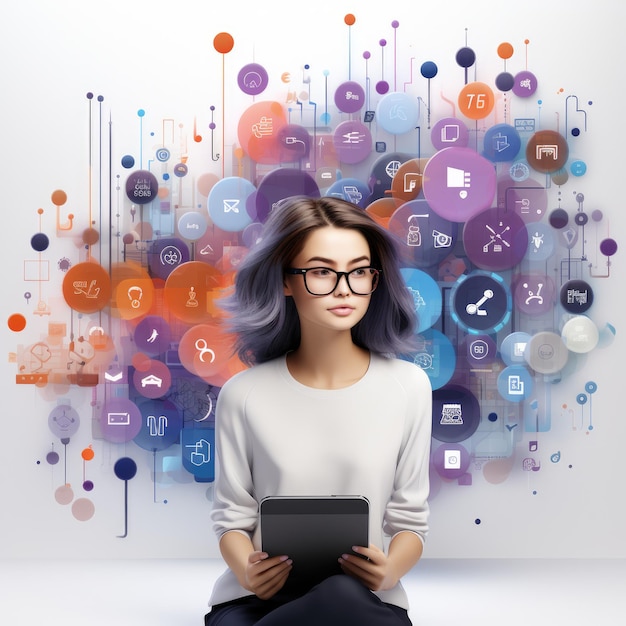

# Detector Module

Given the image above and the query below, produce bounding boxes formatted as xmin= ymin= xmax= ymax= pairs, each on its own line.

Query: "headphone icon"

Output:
xmin=127 ymin=285 xmax=143 ymax=309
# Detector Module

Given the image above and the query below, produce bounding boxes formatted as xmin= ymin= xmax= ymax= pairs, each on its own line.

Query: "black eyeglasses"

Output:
xmin=285 ymin=266 xmax=381 ymax=296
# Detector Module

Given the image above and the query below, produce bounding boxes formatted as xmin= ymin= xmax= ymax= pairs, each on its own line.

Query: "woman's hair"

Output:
xmin=221 ymin=196 xmax=418 ymax=365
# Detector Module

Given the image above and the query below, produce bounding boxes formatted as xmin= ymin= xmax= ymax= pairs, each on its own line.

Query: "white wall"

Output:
xmin=1 ymin=0 xmax=625 ymax=560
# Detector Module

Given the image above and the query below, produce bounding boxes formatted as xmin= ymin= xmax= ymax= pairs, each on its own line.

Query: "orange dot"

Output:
xmin=344 ymin=13 xmax=356 ymax=26
xmin=37 ymin=208 xmax=44 ymax=215
xmin=213 ymin=32 xmax=234 ymax=54
xmin=81 ymin=447 xmax=95 ymax=461
xmin=8 ymin=313 xmax=26 ymax=332
xmin=51 ymin=189 xmax=68 ymax=206
xmin=497 ymin=42 xmax=514 ymax=60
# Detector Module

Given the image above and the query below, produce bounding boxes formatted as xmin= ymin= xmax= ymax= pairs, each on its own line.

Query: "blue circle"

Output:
xmin=420 ymin=61 xmax=438 ymax=79
xmin=524 ymin=222 xmax=555 ymax=262
xmin=156 ymin=147 xmax=170 ymax=162
xmin=497 ymin=365 xmax=533 ymax=402
xmin=482 ymin=124 xmax=521 ymax=163
xmin=500 ymin=332 xmax=532 ymax=366
xmin=207 ymin=177 xmax=256 ymax=232
xmin=576 ymin=393 xmax=588 ymax=405
xmin=400 ymin=268 xmax=442 ymax=332
xmin=325 ymin=178 xmax=370 ymax=208
xmin=178 ymin=211 xmax=208 ymax=241
xmin=134 ymin=399 xmax=183 ymax=452
xmin=121 ymin=155 xmax=135 ymax=169
xmin=114 ymin=457 xmax=137 ymax=480
xmin=376 ymin=92 xmax=420 ymax=135
xmin=404 ymin=328 xmax=456 ymax=390
xmin=585 ymin=381 xmax=598 ymax=394
xmin=570 ymin=160 xmax=587 ymax=176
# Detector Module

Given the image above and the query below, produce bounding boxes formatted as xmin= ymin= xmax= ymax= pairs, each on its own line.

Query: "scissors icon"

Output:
xmin=195 ymin=339 xmax=216 ymax=363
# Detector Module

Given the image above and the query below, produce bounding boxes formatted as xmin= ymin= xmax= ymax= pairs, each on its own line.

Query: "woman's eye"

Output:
xmin=311 ymin=268 xmax=332 ymax=277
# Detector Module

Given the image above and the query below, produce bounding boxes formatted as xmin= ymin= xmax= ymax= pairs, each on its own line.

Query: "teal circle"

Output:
xmin=570 ymin=160 xmax=587 ymax=176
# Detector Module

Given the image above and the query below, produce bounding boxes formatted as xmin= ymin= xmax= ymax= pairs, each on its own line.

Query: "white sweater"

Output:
xmin=209 ymin=353 xmax=432 ymax=610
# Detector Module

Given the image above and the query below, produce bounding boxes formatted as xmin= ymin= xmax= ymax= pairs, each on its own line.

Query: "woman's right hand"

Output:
xmin=244 ymin=551 xmax=293 ymax=600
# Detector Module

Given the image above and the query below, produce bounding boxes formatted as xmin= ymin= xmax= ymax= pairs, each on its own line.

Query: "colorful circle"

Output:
xmin=431 ymin=385 xmax=481 ymax=443
xmin=375 ymin=91 xmax=420 ymax=134
xmin=458 ymin=82 xmax=495 ymax=120
xmin=526 ymin=130 xmax=569 ymax=173
xmin=333 ymin=120 xmax=372 ymax=164
xmin=62 ymin=262 xmax=112 ymax=313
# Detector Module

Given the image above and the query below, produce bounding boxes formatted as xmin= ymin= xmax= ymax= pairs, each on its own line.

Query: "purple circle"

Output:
xmin=463 ymin=207 xmax=528 ymax=271
xmin=495 ymin=72 xmax=515 ymax=92
xmin=31 ymin=233 xmax=50 ymax=252
xmin=46 ymin=451 xmax=60 ymax=465
xmin=512 ymin=70 xmax=538 ymax=97
xmin=456 ymin=47 xmax=476 ymax=68
xmin=254 ymin=168 xmax=320 ymax=222
xmin=101 ymin=398 xmax=142 ymax=443
xmin=277 ymin=124 xmax=311 ymax=162
xmin=549 ymin=208 xmax=569 ymax=229
xmin=464 ymin=334 xmax=497 ymax=366
xmin=600 ymin=238 xmax=618 ymax=256
xmin=332 ymin=120 xmax=372 ymax=164
xmin=83 ymin=480 xmax=94 ymax=492
xmin=134 ymin=399 xmax=182 ymax=452
xmin=376 ymin=80 xmax=390 ymax=95
xmin=134 ymin=316 xmax=172 ymax=355
xmin=237 ymin=63 xmax=269 ymax=96
xmin=125 ymin=170 xmax=159 ymax=205
xmin=422 ymin=147 xmax=496 ymax=222
xmin=431 ymin=118 xmax=469 ymax=150
xmin=432 ymin=443 xmax=470 ymax=479
xmin=432 ymin=385 xmax=481 ymax=443
xmin=334 ymin=81 xmax=365 ymax=113
xmin=48 ymin=404 xmax=80 ymax=439
xmin=148 ymin=237 xmax=190 ymax=280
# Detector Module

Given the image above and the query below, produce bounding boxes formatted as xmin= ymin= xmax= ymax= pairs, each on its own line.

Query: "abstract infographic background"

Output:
xmin=2 ymin=0 xmax=625 ymax=559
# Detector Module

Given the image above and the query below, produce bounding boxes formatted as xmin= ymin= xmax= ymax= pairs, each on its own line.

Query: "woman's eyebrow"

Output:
xmin=305 ymin=255 xmax=371 ymax=265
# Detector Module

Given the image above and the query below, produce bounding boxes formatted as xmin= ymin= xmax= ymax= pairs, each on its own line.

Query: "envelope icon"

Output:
xmin=223 ymin=199 xmax=240 ymax=214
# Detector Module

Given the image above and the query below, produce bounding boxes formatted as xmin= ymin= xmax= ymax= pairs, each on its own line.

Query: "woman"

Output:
xmin=205 ymin=197 xmax=432 ymax=625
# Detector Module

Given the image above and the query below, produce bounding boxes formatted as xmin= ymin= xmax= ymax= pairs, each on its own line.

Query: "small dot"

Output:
xmin=474 ymin=518 xmax=481 ymax=525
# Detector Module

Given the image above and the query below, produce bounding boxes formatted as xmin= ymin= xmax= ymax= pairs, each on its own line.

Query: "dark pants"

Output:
xmin=204 ymin=575 xmax=412 ymax=625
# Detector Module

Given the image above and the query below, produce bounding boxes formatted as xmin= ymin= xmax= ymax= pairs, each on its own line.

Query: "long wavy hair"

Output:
xmin=221 ymin=196 xmax=418 ymax=365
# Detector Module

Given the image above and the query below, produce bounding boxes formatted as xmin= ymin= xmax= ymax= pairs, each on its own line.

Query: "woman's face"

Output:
xmin=283 ymin=226 xmax=374 ymax=336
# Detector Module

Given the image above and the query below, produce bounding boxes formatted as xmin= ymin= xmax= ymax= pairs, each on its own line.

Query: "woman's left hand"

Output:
xmin=338 ymin=544 xmax=399 ymax=592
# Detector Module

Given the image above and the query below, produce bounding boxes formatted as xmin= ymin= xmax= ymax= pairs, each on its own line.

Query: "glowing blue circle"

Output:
xmin=400 ymin=268 xmax=442 ymax=332
xmin=375 ymin=92 xmax=419 ymax=135
xmin=404 ymin=328 xmax=456 ymax=390
xmin=497 ymin=365 xmax=533 ymax=402
xmin=207 ymin=177 xmax=256 ymax=232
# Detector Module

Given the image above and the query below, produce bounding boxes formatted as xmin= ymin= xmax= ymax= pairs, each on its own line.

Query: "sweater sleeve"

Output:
xmin=210 ymin=374 xmax=259 ymax=541
xmin=382 ymin=363 xmax=432 ymax=544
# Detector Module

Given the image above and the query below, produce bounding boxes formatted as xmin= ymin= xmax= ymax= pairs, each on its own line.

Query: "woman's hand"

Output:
xmin=338 ymin=544 xmax=399 ymax=592
xmin=243 ymin=551 xmax=293 ymax=600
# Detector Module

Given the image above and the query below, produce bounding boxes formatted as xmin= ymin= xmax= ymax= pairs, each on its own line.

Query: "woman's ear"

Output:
xmin=283 ymin=277 xmax=293 ymax=296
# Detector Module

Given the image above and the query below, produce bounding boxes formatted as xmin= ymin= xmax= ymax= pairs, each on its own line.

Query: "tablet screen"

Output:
xmin=260 ymin=496 xmax=369 ymax=593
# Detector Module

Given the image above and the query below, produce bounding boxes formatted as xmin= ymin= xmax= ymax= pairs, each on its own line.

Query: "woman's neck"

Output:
xmin=286 ymin=332 xmax=370 ymax=389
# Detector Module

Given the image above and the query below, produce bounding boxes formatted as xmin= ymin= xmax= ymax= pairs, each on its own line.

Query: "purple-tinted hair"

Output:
xmin=221 ymin=196 xmax=418 ymax=365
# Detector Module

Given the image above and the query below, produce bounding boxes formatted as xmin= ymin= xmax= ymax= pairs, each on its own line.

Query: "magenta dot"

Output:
xmin=376 ymin=80 xmax=390 ymax=94
xmin=391 ymin=20 xmax=399 ymax=28
xmin=363 ymin=51 xmax=371 ymax=60
xmin=379 ymin=39 xmax=387 ymax=47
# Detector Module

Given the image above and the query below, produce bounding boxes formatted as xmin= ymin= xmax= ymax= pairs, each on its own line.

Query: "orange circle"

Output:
xmin=62 ymin=261 xmax=112 ymax=313
xmin=164 ymin=261 xmax=222 ymax=324
xmin=51 ymin=189 xmax=67 ymax=206
xmin=497 ymin=42 xmax=514 ymax=60
xmin=213 ymin=32 xmax=234 ymax=54
xmin=197 ymin=173 xmax=220 ymax=197
xmin=365 ymin=198 xmax=400 ymax=229
xmin=344 ymin=13 xmax=356 ymax=26
xmin=82 ymin=227 xmax=100 ymax=246
xmin=390 ymin=158 xmax=430 ymax=204
xmin=81 ymin=447 xmax=95 ymax=461
xmin=237 ymin=101 xmax=287 ymax=164
xmin=8 ymin=313 xmax=27 ymax=332
xmin=131 ymin=352 xmax=152 ymax=372
xmin=458 ymin=82 xmax=495 ymax=120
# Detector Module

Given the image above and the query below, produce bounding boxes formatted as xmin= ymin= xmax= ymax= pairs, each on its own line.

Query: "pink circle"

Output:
xmin=72 ymin=498 xmax=95 ymax=522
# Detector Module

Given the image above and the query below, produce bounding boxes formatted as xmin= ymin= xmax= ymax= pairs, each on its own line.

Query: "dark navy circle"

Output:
xmin=432 ymin=385 xmax=481 ymax=443
xmin=560 ymin=279 xmax=594 ymax=313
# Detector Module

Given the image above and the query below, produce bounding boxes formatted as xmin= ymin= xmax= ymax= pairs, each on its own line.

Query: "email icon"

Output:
xmin=223 ymin=199 xmax=240 ymax=213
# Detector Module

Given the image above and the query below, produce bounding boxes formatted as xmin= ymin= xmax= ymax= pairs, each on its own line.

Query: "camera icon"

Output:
xmin=444 ymin=449 xmax=462 ymax=470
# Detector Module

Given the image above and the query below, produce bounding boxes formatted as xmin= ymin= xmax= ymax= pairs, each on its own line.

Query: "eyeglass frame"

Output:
xmin=284 ymin=266 xmax=382 ymax=296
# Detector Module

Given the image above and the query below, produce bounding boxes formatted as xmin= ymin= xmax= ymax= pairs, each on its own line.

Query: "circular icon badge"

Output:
xmin=133 ymin=359 xmax=172 ymax=399
xmin=325 ymin=178 xmax=370 ymax=208
xmin=497 ymin=365 xmax=533 ymax=402
xmin=334 ymin=81 xmax=366 ymax=113
xmin=62 ymin=262 xmax=112 ymax=313
xmin=375 ymin=91 xmax=420 ymax=135
xmin=125 ymin=170 xmax=159 ymax=205
xmin=432 ymin=443 xmax=471 ymax=479
xmin=513 ymin=274 xmax=555 ymax=315
xmin=237 ymin=101 xmax=287 ymax=164
xmin=525 ymin=331 xmax=569 ymax=374
xmin=431 ymin=117 xmax=470 ymax=150
xmin=178 ymin=211 xmax=208 ymax=241
xmin=208 ymin=176 xmax=256 ymax=232
xmin=458 ymin=82 xmax=495 ymax=120
xmin=422 ymin=147 xmax=496 ymax=223
xmin=560 ymin=279 xmax=594 ymax=313
xmin=333 ymin=120 xmax=372 ymax=164
xmin=512 ymin=70 xmax=538 ymax=97
xmin=134 ymin=399 xmax=182 ymax=452
xmin=451 ymin=271 xmax=511 ymax=334
xmin=482 ymin=123 xmax=521 ymax=162
xmin=238 ymin=63 xmax=269 ymax=96
xmin=134 ymin=316 xmax=172 ymax=356
xmin=388 ymin=199 xmax=458 ymax=268
xmin=526 ymin=130 xmax=569 ymax=173
xmin=100 ymin=397 xmax=142 ymax=443
xmin=464 ymin=334 xmax=497 ymax=366
xmin=524 ymin=222 xmax=555 ymax=261
xmin=389 ymin=158 xmax=429 ymax=204
xmin=149 ymin=238 xmax=190 ymax=280
xmin=432 ymin=385 xmax=481 ymax=443
xmin=463 ymin=207 xmax=528 ymax=271
xmin=405 ymin=329 xmax=456 ymax=390
xmin=500 ymin=331 xmax=533 ymax=366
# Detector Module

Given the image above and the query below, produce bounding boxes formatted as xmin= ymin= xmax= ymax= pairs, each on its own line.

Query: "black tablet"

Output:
xmin=260 ymin=495 xmax=369 ymax=593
